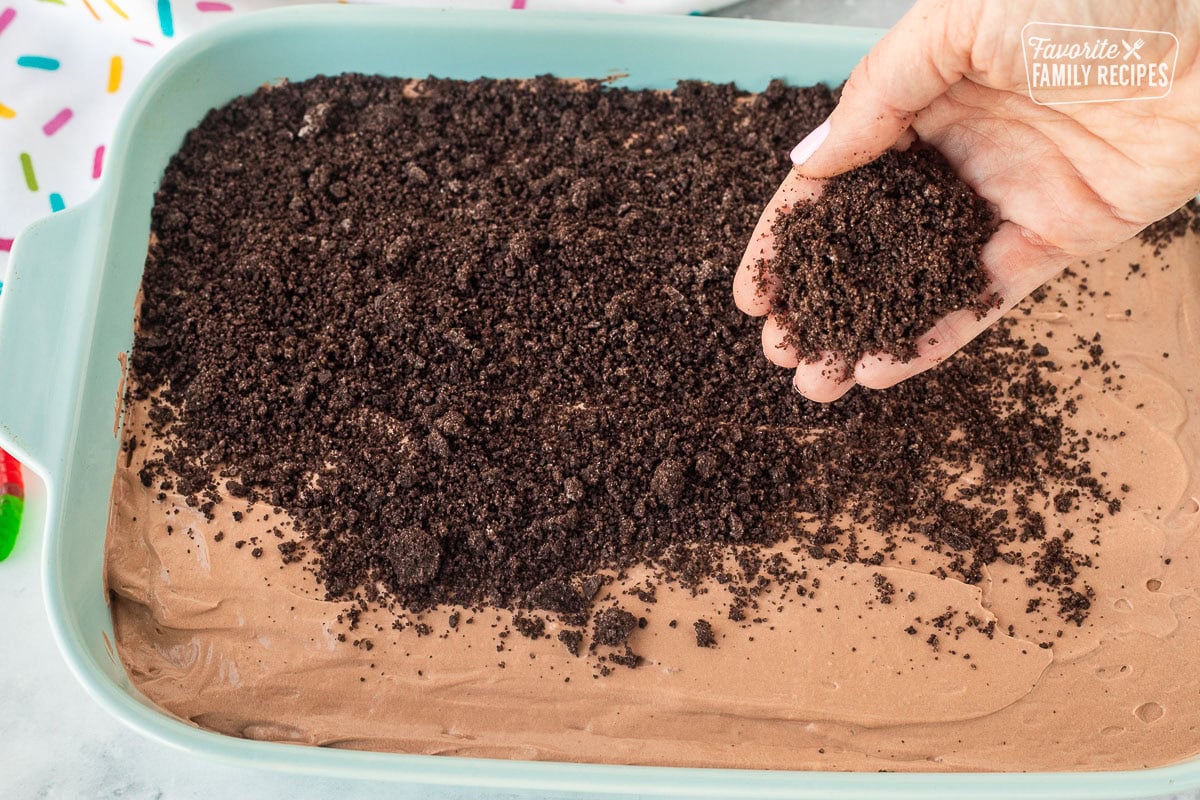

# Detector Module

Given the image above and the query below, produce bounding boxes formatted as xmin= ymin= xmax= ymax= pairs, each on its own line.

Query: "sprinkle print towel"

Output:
xmin=0 ymin=0 xmax=732 ymax=293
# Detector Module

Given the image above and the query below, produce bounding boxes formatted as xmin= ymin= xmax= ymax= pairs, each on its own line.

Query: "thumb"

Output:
xmin=792 ymin=0 xmax=977 ymax=179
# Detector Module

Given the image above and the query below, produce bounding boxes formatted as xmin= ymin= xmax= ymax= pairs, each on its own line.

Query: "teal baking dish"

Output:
xmin=0 ymin=7 xmax=1196 ymax=798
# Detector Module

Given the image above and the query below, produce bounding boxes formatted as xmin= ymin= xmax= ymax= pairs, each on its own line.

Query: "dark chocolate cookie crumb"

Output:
xmin=529 ymin=578 xmax=593 ymax=622
xmin=758 ymin=148 xmax=999 ymax=372
xmin=1138 ymin=199 xmax=1200 ymax=256
xmin=557 ymin=629 xmax=584 ymax=657
xmin=872 ymin=573 xmax=896 ymax=605
xmin=513 ymin=614 xmax=546 ymax=640
xmin=278 ymin=540 xmax=305 ymax=564
xmin=694 ymin=619 xmax=717 ymax=648
xmin=608 ymin=646 xmax=643 ymax=669
xmin=650 ymin=459 xmax=686 ymax=508
xmin=593 ymin=607 xmax=638 ymax=648
xmin=386 ymin=528 xmax=442 ymax=587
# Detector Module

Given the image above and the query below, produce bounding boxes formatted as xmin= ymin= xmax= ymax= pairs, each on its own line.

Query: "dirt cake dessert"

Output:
xmin=106 ymin=75 xmax=1200 ymax=771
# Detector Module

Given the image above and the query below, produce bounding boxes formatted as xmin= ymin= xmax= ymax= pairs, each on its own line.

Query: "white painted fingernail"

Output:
xmin=790 ymin=119 xmax=831 ymax=166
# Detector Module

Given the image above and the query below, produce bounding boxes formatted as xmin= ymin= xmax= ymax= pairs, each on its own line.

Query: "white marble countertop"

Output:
xmin=3 ymin=1 xmax=1197 ymax=798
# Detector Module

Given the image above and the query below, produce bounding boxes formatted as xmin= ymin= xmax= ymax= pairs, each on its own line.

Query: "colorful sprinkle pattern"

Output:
xmin=156 ymin=0 xmax=172 ymax=35
xmin=0 ymin=449 xmax=23 ymax=561
xmin=16 ymin=54 xmax=60 ymax=69
xmin=106 ymin=54 xmax=122 ymax=92
xmin=19 ymin=151 xmax=37 ymax=190
xmin=42 ymin=106 xmax=72 ymax=135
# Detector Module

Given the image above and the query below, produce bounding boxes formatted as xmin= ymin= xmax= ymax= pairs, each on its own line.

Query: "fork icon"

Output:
xmin=1122 ymin=38 xmax=1145 ymax=60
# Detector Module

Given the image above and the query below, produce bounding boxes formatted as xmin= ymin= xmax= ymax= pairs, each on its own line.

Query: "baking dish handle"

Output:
xmin=0 ymin=200 xmax=100 ymax=483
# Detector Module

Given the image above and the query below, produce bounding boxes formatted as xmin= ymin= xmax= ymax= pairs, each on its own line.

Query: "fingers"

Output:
xmin=793 ymin=356 xmax=856 ymax=403
xmin=853 ymin=221 xmax=1072 ymax=390
xmin=733 ymin=234 xmax=776 ymax=316
xmin=792 ymin=0 xmax=978 ymax=179
xmin=894 ymin=127 xmax=919 ymax=152
xmin=761 ymin=314 xmax=800 ymax=368
xmin=852 ymin=305 xmax=1004 ymax=390
xmin=734 ymin=167 xmax=825 ymax=316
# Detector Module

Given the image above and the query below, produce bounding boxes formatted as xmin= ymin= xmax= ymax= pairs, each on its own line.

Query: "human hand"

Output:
xmin=734 ymin=0 xmax=1200 ymax=402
